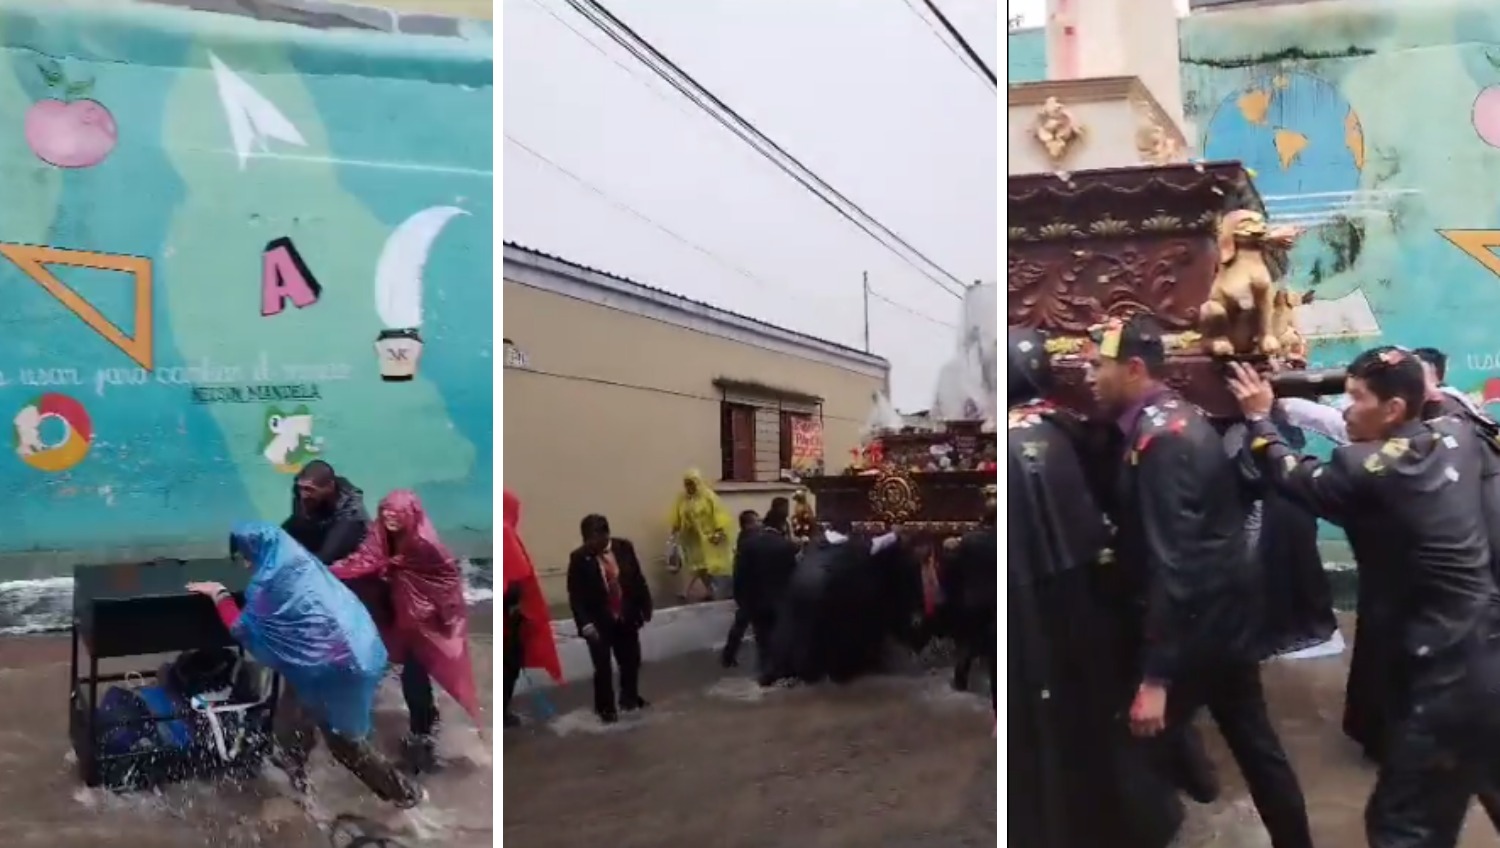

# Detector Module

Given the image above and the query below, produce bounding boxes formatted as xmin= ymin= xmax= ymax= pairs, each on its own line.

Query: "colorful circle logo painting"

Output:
xmin=13 ymin=393 xmax=93 ymax=472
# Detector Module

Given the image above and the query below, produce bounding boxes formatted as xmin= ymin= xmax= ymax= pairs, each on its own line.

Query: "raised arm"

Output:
xmin=1243 ymin=417 xmax=1361 ymax=526
xmin=1277 ymin=397 xmax=1349 ymax=446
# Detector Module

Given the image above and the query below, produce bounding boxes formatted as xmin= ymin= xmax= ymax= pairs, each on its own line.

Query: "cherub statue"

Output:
xmin=1034 ymin=97 xmax=1084 ymax=162
xmin=790 ymin=489 xmax=816 ymax=545
xmin=1268 ymin=287 xmax=1314 ymax=365
xmin=1199 ymin=210 xmax=1300 ymax=357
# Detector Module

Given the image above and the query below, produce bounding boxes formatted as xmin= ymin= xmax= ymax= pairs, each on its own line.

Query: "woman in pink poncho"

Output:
xmin=331 ymin=490 xmax=479 ymax=773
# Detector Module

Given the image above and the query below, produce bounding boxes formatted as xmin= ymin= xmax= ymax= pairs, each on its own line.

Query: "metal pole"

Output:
xmin=862 ymin=271 xmax=871 ymax=353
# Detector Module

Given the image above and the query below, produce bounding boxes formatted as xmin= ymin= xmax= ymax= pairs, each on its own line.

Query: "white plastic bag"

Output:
xmin=665 ymin=535 xmax=683 ymax=575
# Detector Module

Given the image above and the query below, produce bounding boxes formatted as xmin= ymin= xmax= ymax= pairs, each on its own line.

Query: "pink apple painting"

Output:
xmin=24 ymin=63 xmax=117 ymax=169
xmin=1476 ymin=85 xmax=1500 ymax=149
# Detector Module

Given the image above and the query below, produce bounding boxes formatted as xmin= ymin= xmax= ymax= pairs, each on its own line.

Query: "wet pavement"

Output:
xmin=1175 ymin=618 xmax=1498 ymax=848
xmin=0 ymin=634 xmax=493 ymax=847
xmin=503 ymin=618 xmax=1500 ymax=848
xmin=504 ymin=643 xmax=997 ymax=848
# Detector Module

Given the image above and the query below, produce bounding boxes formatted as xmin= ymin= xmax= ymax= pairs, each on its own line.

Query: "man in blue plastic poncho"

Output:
xmin=186 ymin=521 xmax=423 ymax=808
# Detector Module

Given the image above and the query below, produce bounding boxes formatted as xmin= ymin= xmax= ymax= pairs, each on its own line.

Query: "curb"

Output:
xmin=517 ymin=600 xmax=737 ymax=689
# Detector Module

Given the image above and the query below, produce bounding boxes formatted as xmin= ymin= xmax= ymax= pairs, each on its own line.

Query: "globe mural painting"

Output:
xmin=1203 ymin=72 xmax=1366 ymax=213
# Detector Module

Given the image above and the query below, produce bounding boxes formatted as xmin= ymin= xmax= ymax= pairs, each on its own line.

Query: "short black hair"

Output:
xmin=1100 ymin=313 xmax=1167 ymax=376
xmin=739 ymin=509 xmax=759 ymax=530
xmin=1347 ymin=346 xmax=1426 ymax=420
xmin=580 ymin=513 xmax=610 ymax=539
xmin=1413 ymin=347 xmax=1447 ymax=383
xmin=297 ymin=459 xmax=335 ymax=484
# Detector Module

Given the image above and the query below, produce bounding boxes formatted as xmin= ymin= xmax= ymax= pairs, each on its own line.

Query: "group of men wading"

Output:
xmin=1010 ymin=315 xmax=1500 ymax=848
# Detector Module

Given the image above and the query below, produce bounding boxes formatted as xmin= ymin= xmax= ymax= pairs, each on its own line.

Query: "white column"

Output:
xmin=1044 ymin=0 xmax=1186 ymax=131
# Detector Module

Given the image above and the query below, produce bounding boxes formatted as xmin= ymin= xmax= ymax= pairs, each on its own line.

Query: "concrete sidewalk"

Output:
xmin=519 ymin=600 xmax=738 ymax=689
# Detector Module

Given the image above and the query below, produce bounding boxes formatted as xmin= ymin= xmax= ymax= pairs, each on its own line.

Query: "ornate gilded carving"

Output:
xmin=1033 ymin=96 xmax=1085 ymax=164
xmin=1008 ymin=164 xmax=1260 ymax=243
xmin=1007 ymin=241 xmax=1208 ymax=334
xmin=1135 ymin=118 xmax=1184 ymax=166
xmin=868 ymin=469 xmax=922 ymax=525
xmin=1198 ymin=210 xmax=1302 ymax=357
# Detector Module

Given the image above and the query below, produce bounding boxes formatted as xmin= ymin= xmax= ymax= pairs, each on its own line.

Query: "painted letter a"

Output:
xmin=262 ymin=237 xmax=322 ymax=316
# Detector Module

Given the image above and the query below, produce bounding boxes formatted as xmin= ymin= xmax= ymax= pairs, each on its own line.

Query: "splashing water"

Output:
xmin=0 ymin=561 xmax=492 ymax=636
xmin=704 ymin=676 xmax=778 ymax=703
xmin=547 ymin=706 xmax=674 ymax=737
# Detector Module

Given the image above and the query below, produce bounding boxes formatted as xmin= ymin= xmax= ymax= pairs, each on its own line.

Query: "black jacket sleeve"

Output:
xmin=1135 ymin=432 xmax=1200 ymax=683
xmin=1244 ymin=416 xmax=1362 ymax=526
xmin=566 ymin=551 xmax=593 ymax=636
xmin=732 ymin=536 xmax=752 ymax=609
xmin=619 ymin=540 xmax=653 ymax=624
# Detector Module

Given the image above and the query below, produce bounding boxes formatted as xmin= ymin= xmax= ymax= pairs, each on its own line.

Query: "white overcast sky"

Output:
xmin=501 ymin=0 xmax=998 ymax=410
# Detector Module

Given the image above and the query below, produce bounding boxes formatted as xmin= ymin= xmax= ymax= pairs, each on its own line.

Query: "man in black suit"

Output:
xmin=567 ymin=514 xmax=653 ymax=723
xmin=725 ymin=509 xmax=800 ymax=682
xmin=1090 ymin=315 xmax=1313 ymax=848
xmin=721 ymin=510 xmax=760 ymax=668
xmin=948 ymin=489 xmax=997 ymax=709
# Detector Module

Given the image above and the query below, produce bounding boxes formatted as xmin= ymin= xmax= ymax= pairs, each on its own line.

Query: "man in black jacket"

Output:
xmin=1007 ymin=326 xmax=1182 ymax=848
xmin=948 ymin=491 xmax=997 ymax=710
xmin=1089 ymin=315 xmax=1313 ymax=848
xmin=282 ymin=460 xmax=370 ymax=565
xmin=721 ymin=510 xmax=760 ymax=669
xmin=567 ymin=514 xmax=653 ymax=723
xmin=727 ymin=510 xmax=800 ymax=683
xmin=1230 ymin=351 xmax=1500 ymax=848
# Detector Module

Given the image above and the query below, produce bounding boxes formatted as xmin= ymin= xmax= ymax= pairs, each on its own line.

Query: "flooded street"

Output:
xmin=506 ymin=622 xmax=1500 ymax=848
xmin=503 ymin=649 xmax=997 ymax=848
xmin=0 ymin=634 xmax=493 ymax=847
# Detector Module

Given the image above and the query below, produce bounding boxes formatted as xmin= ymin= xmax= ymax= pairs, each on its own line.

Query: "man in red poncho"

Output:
xmin=330 ymin=490 xmax=481 ymax=772
xmin=502 ymin=490 xmax=563 ymax=727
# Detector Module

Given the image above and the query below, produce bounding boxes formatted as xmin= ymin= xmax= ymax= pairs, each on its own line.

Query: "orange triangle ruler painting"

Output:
xmin=0 ymin=243 xmax=154 ymax=370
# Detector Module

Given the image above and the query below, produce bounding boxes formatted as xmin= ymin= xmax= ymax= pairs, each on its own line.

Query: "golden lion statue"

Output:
xmin=1199 ymin=210 xmax=1301 ymax=358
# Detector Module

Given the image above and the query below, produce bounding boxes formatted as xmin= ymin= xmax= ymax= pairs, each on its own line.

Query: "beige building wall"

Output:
xmin=373 ymin=0 xmax=490 ymax=18
xmin=502 ymin=248 xmax=888 ymax=603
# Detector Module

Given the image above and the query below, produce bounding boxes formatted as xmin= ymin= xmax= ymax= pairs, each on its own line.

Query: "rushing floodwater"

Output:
xmin=0 ymin=559 xmax=493 ymax=635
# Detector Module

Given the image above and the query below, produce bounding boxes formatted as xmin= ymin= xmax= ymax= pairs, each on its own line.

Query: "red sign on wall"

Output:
xmin=790 ymin=417 xmax=823 ymax=472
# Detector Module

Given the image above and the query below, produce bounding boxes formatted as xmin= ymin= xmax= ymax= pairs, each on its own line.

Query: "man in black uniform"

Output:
xmin=1007 ymin=326 xmax=1182 ymax=848
xmin=947 ymin=487 xmax=997 ymax=709
xmin=727 ymin=510 xmax=800 ymax=682
xmin=1228 ymin=350 xmax=1500 ymax=848
xmin=1087 ymin=315 xmax=1313 ymax=848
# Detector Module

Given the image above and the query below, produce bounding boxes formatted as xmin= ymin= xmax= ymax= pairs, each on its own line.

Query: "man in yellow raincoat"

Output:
xmin=669 ymin=470 xmax=736 ymax=600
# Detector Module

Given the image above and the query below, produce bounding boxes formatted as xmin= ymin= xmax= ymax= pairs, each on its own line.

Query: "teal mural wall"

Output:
xmin=0 ymin=1 xmax=493 ymax=576
xmin=1179 ymin=0 xmax=1500 ymax=545
xmin=1008 ymin=27 xmax=1048 ymax=83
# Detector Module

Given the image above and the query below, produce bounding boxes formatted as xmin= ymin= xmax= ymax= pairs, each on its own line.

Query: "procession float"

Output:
xmin=796 ymin=45 xmax=1347 ymax=548
xmin=798 ymin=279 xmax=999 ymax=550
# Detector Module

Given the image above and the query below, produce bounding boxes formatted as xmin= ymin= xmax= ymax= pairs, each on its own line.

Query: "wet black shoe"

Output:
xmin=400 ymin=734 xmax=439 ymax=775
xmin=620 ymin=696 xmax=650 ymax=711
xmin=721 ymin=652 xmax=739 ymax=669
xmin=598 ymin=710 xmax=619 ymax=724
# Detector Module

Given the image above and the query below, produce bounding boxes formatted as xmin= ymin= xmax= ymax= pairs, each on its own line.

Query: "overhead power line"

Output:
xmin=507 ymin=133 xmax=798 ymax=298
xmin=896 ymin=0 xmax=994 ymax=91
xmin=920 ymin=0 xmax=996 ymax=86
xmin=559 ymin=0 xmax=968 ymax=299
xmin=868 ymin=288 xmax=957 ymax=329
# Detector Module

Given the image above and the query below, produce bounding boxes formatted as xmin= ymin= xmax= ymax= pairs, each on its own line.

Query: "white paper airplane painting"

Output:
xmin=208 ymin=52 xmax=307 ymax=171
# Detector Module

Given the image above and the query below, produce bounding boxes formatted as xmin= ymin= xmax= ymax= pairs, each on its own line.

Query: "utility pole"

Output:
xmin=862 ymin=271 xmax=871 ymax=353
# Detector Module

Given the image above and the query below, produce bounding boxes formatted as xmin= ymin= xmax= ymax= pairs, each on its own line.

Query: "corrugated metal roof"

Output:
xmin=502 ymin=242 xmax=890 ymax=366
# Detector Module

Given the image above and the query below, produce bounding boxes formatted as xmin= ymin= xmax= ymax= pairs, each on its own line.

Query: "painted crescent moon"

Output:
xmin=374 ymin=205 xmax=468 ymax=329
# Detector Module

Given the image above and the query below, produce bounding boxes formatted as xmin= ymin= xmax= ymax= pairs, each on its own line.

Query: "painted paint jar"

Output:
xmin=375 ymin=328 xmax=423 ymax=382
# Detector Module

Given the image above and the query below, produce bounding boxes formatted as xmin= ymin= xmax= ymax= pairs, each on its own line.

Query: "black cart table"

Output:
xmin=69 ymin=558 xmax=280 ymax=789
